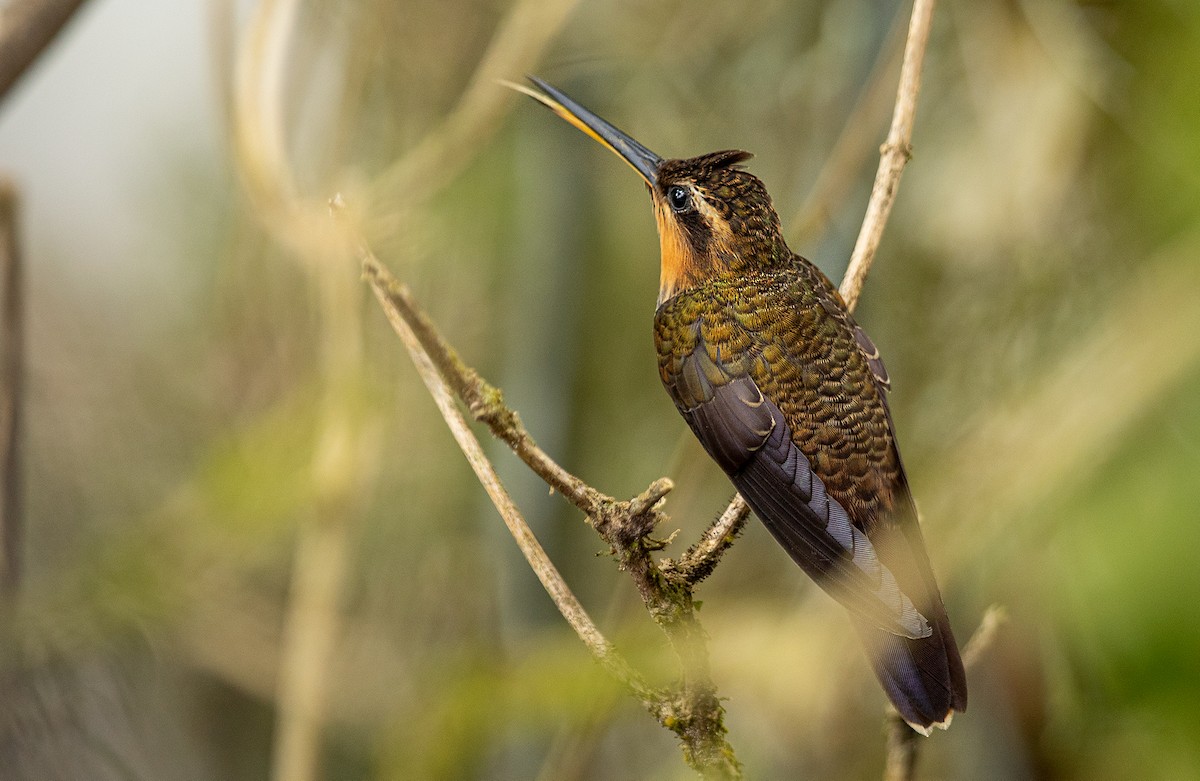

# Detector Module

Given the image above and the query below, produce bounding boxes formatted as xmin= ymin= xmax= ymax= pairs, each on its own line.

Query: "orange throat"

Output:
xmin=655 ymin=201 xmax=699 ymax=304
xmin=655 ymin=196 xmax=738 ymax=304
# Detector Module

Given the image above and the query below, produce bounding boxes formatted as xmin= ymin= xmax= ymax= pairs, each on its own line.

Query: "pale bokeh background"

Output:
xmin=3 ymin=1 xmax=1199 ymax=779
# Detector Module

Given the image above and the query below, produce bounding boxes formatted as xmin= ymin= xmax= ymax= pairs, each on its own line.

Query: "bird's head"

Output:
xmin=516 ymin=78 xmax=790 ymax=304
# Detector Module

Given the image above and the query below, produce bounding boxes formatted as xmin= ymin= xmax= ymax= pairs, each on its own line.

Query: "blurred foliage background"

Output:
xmin=2 ymin=0 xmax=1199 ymax=779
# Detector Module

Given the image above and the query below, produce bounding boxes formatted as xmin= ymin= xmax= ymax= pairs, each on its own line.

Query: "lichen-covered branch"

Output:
xmin=671 ymin=495 xmax=751 ymax=586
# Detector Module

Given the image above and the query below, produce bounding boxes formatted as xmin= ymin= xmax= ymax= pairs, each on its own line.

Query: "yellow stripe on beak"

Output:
xmin=506 ymin=77 xmax=663 ymax=187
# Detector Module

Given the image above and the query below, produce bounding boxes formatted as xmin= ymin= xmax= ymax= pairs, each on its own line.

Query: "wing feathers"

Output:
xmin=680 ymin=373 xmax=930 ymax=639
xmin=656 ymin=287 xmax=966 ymax=731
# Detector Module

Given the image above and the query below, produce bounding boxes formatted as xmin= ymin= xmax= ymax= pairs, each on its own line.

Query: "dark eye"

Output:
xmin=667 ymin=185 xmax=691 ymax=212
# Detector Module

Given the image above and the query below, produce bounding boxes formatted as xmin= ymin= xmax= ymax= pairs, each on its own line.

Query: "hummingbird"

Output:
xmin=516 ymin=77 xmax=967 ymax=734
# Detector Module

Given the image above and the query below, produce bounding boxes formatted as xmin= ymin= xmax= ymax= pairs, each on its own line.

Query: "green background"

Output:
xmin=3 ymin=1 xmax=1199 ymax=778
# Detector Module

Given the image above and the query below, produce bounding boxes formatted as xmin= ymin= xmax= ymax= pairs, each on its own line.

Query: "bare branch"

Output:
xmin=863 ymin=5 xmax=942 ymax=776
xmin=362 ymin=248 xmax=659 ymax=703
xmin=962 ymin=604 xmax=1006 ymax=671
xmin=841 ymin=0 xmax=937 ymax=310
xmin=0 ymin=0 xmax=92 ymax=104
xmin=360 ymin=254 xmax=608 ymax=517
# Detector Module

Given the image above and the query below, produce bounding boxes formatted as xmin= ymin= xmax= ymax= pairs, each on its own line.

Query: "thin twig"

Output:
xmin=358 ymin=252 xmax=606 ymax=516
xmin=362 ymin=250 xmax=658 ymax=705
xmin=866 ymin=5 xmax=950 ymax=776
xmin=0 ymin=0 xmax=92 ymax=104
xmin=961 ymin=604 xmax=1006 ymax=670
xmin=882 ymin=711 xmax=920 ymax=781
xmin=354 ymin=215 xmax=739 ymax=778
xmin=673 ymin=495 xmax=750 ymax=585
xmin=841 ymin=0 xmax=937 ymax=310
xmin=0 ymin=182 xmax=20 ymax=597
xmin=815 ymin=4 xmax=945 ymax=778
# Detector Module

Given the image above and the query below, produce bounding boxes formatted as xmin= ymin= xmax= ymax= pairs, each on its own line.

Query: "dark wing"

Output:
xmin=810 ymin=289 xmax=969 ymax=726
xmin=661 ymin=273 xmax=967 ymax=730
xmin=666 ymin=346 xmax=931 ymax=639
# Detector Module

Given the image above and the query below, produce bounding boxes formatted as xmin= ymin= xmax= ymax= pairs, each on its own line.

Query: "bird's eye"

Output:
xmin=667 ymin=185 xmax=691 ymax=213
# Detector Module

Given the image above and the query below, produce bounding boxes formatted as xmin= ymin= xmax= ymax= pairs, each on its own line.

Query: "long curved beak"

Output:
xmin=509 ymin=76 xmax=663 ymax=187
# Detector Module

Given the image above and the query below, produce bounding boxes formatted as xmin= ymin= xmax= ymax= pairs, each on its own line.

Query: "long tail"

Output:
xmin=853 ymin=611 xmax=968 ymax=735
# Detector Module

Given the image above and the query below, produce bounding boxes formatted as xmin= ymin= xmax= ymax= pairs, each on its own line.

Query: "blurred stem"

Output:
xmin=271 ymin=483 xmax=353 ymax=781
xmin=228 ymin=3 xmax=374 ymax=781
xmin=961 ymin=605 xmax=1006 ymax=671
xmin=0 ymin=0 xmax=90 ymax=602
xmin=369 ymin=0 xmax=580 ymax=233
xmin=232 ymin=0 xmax=300 ymax=220
xmin=0 ymin=182 xmax=21 ymax=597
xmin=0 ymin=0 xmax=92 ymax=104
xmin=271 ymin=259 xmax=366 ymax=781
xmin=883 ymin=714 xmax=919 ymax=781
